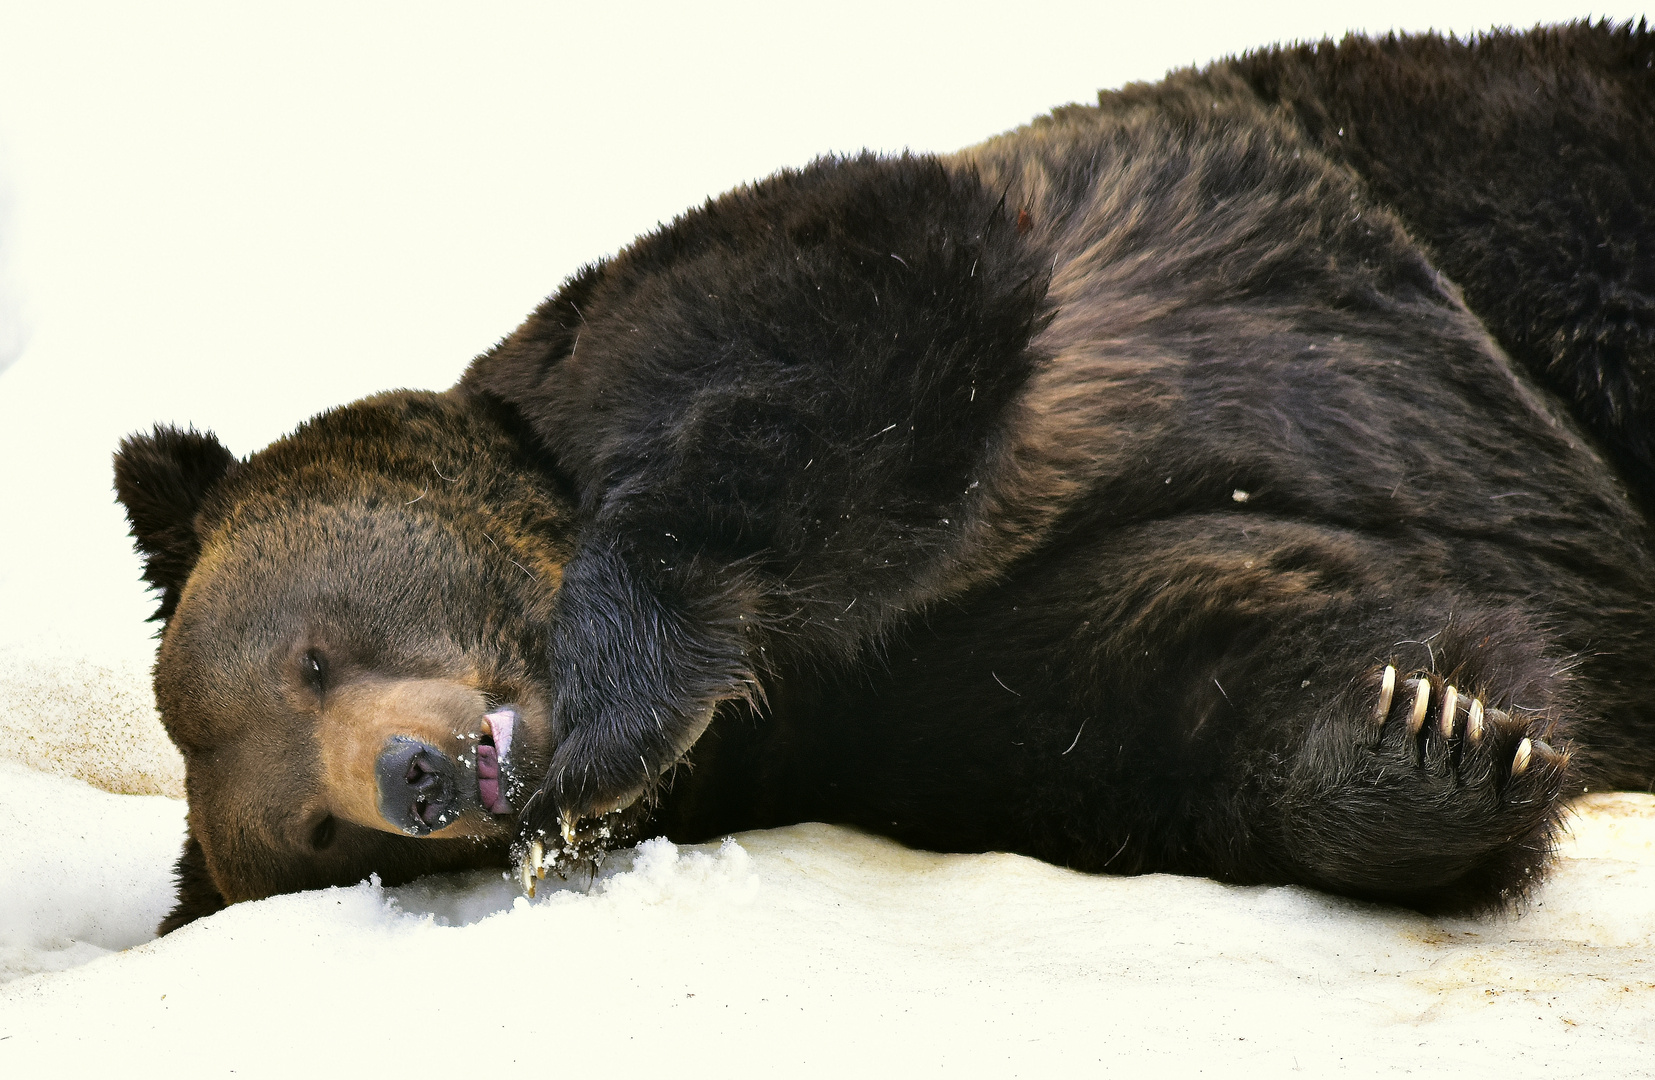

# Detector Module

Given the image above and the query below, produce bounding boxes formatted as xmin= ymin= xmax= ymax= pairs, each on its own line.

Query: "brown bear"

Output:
xmin=115 ymin=21 xmax=1655 ymax=934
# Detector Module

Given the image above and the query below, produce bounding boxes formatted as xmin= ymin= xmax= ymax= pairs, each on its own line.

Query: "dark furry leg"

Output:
xmin=523 ymin=539 xmax=760 ymax=843
xmin=1274 ymin=619 xmax=1574 ymax=911
xmin=157 ymin=832 xmax=226 ymax=935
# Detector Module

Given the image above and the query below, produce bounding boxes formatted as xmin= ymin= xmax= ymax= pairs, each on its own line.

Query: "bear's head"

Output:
xmin=114 ymin=389 xmax=573 ymax=932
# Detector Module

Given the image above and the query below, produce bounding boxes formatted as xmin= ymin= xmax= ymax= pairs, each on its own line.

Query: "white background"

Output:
xmin=0 ymin=0 xmax=1645 ymax=653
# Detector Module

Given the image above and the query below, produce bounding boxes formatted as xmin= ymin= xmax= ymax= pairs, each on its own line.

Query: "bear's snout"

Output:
xmin=376 ymin=737 xmax=461 ymax=836
xmin=311 ymin=677 xmax=542 ymax=840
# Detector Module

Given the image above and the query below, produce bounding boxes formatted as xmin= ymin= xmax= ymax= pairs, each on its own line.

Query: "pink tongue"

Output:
xmin=478 ymin=707 xmax=518 ymax=815
xmin=476 ymin=744 xmax=509 ymax=814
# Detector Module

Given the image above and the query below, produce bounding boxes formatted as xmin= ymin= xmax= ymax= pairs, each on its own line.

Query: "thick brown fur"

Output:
xmin=117 ymin=22 xmax=1655 ymax=932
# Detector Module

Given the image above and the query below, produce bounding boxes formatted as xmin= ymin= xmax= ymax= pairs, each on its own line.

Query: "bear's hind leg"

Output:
xmin=1274 ymin=625 xmax=1575 ymax=912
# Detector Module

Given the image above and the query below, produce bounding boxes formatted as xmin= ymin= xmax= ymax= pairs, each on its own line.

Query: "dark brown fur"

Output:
xmin=117 ymin=22 xmax=1655 ymax=932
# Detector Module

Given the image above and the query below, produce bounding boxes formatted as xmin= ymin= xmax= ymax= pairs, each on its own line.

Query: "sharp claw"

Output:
xmin=560 ymin=814 xmax=578 ymax=845
xmin=1467 ymin=699 xmax=1484 ymax=741
xmin=1376 ymin=665 xmax=1396 ymax=723
xmin=1440 ymin=685 xmax=1458 ymax=738
xmin=518 ymin=853 xmax=537 ymax=897
xmin=529 ymin=839 xmax=545 ymax=879
xmin=1408 ymin=678 xmax=1431 ymax=735
xmin=1512 ymin=737 xmax=1533 ymax=777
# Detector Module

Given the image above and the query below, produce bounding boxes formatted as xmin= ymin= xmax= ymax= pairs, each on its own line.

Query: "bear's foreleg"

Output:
xmin=519 ymin=538 xmax=765 ymax=846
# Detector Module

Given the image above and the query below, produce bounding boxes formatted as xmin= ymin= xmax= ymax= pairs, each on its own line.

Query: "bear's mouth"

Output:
xmin=476 ymin=706 xmax=517 ymax=816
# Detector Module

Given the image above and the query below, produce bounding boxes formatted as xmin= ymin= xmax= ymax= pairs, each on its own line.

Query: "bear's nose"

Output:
xmin=375 ymin=736 xmax=460 ymax=836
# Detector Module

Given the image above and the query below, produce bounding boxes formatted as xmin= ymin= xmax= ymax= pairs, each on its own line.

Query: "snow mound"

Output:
xmin=0 ymin=645 xmax=183 ymax=798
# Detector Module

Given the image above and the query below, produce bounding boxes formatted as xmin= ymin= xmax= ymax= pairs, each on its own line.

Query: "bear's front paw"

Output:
xmin=1337 ymin=662 xmax=1573 ymax=906
xmin=511 ymin=799 xmax=648 ymax=897
xmin=533 ymin=539 xmax=758 ymax=829
xmin=550 ymin=706 xmax=722 ymax=819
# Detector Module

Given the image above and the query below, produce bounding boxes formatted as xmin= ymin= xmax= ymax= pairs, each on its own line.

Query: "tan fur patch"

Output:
xmin=316 ymin=678 xmax=501 ymax=839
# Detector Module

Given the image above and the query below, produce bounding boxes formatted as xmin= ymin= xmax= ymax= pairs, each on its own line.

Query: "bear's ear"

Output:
xmin=156 ymin=830 xmax=226 ymax=935
xmin=113 ymin=425 xmax=238 ymax=623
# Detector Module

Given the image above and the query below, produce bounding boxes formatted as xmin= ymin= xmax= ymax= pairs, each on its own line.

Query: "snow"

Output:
xmin=3 ymin=699 xmax=1654 ymax=1074
xmin=3 ymin=2 xmax=1653 ymax=1075
xmin=0 ymin=758 xmax=184 ymax=981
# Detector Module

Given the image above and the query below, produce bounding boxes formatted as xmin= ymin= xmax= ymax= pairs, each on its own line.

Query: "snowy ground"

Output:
xmin=3 ymin=667 xmax=1654 ymax=1075
xmin=3 ymin=3 xmax=1653 ymax=1075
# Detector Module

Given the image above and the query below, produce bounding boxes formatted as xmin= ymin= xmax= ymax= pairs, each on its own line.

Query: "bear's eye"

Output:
xmin=309 ymin=814 xmax=337 ymax=851
xmin=300 ymin=650 xmax=327 ymax=694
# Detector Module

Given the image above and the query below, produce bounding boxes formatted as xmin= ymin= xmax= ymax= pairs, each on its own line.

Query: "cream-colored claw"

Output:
xmin=1467 ymin=699 xmax=1484 ymax=741
xmin=560 ymin=814 xmax=578 ymax=845
xmin=1440 ymin=685 xmax=1458 ymax=738
xmin=518 ymin=854 xmax=537 ymax=897
xmin=529 ymin=839 xmax=546 ymax=879
xmin=1512 ymin=737 xmax=1533 ymax=777
xmin=1408 ymin=678 xmax=1431 ymax=735
xmin=1376 ymin=665 xmax=1396 ymax=723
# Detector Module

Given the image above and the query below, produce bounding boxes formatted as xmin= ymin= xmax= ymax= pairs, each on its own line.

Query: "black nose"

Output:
xmin=376 ymin=737 xmax=460 ymax=836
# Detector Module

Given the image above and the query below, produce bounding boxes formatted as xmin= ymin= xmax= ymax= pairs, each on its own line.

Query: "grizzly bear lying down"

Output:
xmin=115 ymin=22 xmax=1655 ymax=934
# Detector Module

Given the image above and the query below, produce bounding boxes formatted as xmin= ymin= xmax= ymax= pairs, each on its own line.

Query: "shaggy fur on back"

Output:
xmin=1226 ymin=25 xmax=1655 ymax=506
